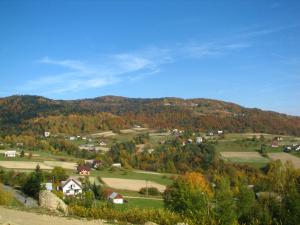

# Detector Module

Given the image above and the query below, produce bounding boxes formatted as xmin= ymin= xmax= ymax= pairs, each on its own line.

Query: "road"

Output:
xmin=0 ymin=207 xmax=108 ymax=225
xmin=2 ymin=184 xmax=38 ymax=208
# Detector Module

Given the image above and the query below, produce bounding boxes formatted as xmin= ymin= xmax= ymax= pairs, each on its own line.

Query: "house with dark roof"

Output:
xmin=77 ymin=165 xmax=91 ymax=176
xmin=107 ymin=190 xmax=124 ymax=204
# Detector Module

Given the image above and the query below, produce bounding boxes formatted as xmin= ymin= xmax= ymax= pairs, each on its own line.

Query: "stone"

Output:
xmin=39 ymin=190 xmax=68 ymax=214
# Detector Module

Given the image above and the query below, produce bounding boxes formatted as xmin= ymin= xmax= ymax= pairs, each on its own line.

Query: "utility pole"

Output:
xmin=146 ymin=180 xmax=149 ymax=197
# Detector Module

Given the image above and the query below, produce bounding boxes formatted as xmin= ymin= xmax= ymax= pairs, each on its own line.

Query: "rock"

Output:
xmin=39 ymin=190 xmax=68 ymax=214
xmin=144 ymin=222 xmax=158 ymax=225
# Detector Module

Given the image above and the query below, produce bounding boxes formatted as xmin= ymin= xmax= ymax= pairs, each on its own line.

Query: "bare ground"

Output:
xmin=43 ymin=161 xmax=77 ymax=170
xmin=102 ymin=178 xmax=166 ymax=192
xmin=0 ymin=207 xmax=109 ymax=225
xmin=268 ymin=153 xmax=300 ymax=169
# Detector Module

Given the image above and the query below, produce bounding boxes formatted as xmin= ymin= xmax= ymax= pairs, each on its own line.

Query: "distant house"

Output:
xmin=61 ymin=178 xmax=82 ymax=196
xmin=271 ymin=140 xmax=279 ymax=148
xmin=107 ymin=191 xmax=124 ymax=204
xmin=274 ymin=136 xmax=283 ymax=141
xmin=196 ymin=137 xmax=203 ymax=144
xmin=43 ymin=182 xmax=53 ymax=191
xmin=112 ymin=163 xmax=122 ymax=168
xmin=92 ymin=160 xmax=102 ymax=169
xmin=77 ymin=165 xmax=91 ymax=176
xmin=69 ymin=136 xmax=76 ymax=141
xmin=217 ymin=130 xmax=223 ymax=135
xmin=99 ymin=141 xmax=107 ymax=146
xmin=4 ymin=150 xmax=16 ymax=157
xmin=44 ymin=131 xmax=50 ymax=138
xmin=207 ymin=132 xmax=214 ymax=136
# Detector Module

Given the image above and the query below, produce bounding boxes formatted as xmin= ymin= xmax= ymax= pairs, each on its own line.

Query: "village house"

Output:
xmin=271 ymin=139 xmax=279 ymax=148
xmin=99 ymin=141 xmax=107 ymax=146
xmin=77 ymin=165 xmax=91 ymax=175
xmin=196 ymin=137 xmax=203 ymax=144
xmin=112 ymin=163 xmax=122 ymax=168
xmin=4 ymin=150 xmax=16 ymax=157
xmin=44 ymin=131 xmax=50 ymax=138
xmin=107 ymin=191 xmax=124 ymax=204
xmin=61 ymin=178 xmax=82 ymax=196
xmin=84 ymin=159 xmax=102 ymax=169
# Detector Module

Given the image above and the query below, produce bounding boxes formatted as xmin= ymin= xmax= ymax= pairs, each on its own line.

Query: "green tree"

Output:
xmin=164 ymin=172 xmax=212 ymax=223
xmin=214 ymin=177 xmax=237 ymax=225
xmin=236 ymin=184 xmax=256 ymax=224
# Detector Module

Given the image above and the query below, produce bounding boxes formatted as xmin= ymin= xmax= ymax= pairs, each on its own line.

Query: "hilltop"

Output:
xmin=0 ymin=95 xmax=300 ymax=136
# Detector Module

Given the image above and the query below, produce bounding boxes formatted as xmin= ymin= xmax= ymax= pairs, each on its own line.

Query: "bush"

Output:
xmin=68 ymin=205 xmax=188 ymax=225
xmin=0 ymin=184 xmax=16 ymax=206
xmin=139 ymin=187 xmax=160 ymax=196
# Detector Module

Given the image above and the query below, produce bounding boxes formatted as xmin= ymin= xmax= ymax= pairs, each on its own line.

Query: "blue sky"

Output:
xmin=0 ymin=0 xmax=300 ymax=115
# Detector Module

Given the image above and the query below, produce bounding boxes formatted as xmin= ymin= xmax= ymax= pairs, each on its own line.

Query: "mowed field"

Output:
xmin=102 ymin=178 xmax=166 ymax=192
xmin=0 ymin=160 xmax=77 ymax=170
xmin=0 ymin=161 xmax=53 ymax=170
xmin=220 ymin=151 xmax=270 ymax=166
xmin=268 ymin=153 xmax=300 ymax=169
xmin=43 ymin=160 xmax=77 ymax=169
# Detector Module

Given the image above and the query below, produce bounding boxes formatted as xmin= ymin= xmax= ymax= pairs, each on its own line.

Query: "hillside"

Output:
xmin=0 ymin=95 xmax=300 ymax=136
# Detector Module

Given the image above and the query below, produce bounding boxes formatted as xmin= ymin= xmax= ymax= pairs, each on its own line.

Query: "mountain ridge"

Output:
xmin=0 ymin=95 xmax=299 ymax=136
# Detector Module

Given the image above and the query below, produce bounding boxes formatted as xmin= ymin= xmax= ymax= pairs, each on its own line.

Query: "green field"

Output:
xmin=114 ymin=198 xmax=164 ymax=210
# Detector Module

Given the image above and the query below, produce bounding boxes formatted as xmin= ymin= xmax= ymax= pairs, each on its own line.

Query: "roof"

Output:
xmin=77 ymin=165 xmax=91 ymax=172
xmin=108 ymin=191 xmax=123 ymax=200
xmin=61 ymin=178 xmax=82 ymax=189
xmin=5 ymin=150 xmax=16 ymax=153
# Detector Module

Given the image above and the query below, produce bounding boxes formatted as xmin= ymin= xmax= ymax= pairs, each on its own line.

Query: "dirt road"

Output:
xmin=0 ymin=207 xmax=109 ymax=225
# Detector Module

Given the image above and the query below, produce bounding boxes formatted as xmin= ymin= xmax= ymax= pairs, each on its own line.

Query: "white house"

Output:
xmin=44 ymin=131 xmax=50 ymax=138
xmin=42 ymin=183 xmax=53 ymax=191
xmin=99 ymin=141 xmax=107 ymax=146
xmin=69 ymin=136 xmax=76 ymax=141
xmin=4 ymin=150 xmax=16 ymax=157
xmin=112 ymin=163 xmax=122 ymax=168
xmin=61 ymin=178 xmax=82 ymax=196
xmin=107 ymin=191 xmax=124 ymax=204
xmin=196 ymin=137 xmax=203 ymax=144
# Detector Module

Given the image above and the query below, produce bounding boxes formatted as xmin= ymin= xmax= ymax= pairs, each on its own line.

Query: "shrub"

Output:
xmin=0 ymin=184 xmax=16 ymax=206
xmin=139 ymin=187 xmax=160 ymax=196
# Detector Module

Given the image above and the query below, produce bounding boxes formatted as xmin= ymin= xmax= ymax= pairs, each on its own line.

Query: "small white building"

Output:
xmin=61 ymin=178 xmax=82 ymax=196
xmin=99 ymin=141 xmax=107 ymax=146
xmin=107 ymin=191 xmax=124 ymax=204
xmin=217 ymin=130 xmax=223 ymax=135
xmin=43 ymin=183 xmax=53 ymax=191
xmin=44 ymin=131 xmax=50 ymax=138
xmin=196 ymin=137 xmax=203 ymax=144
xmin=112 ymin=163 xmax=122 ymax=168
xmin=4 ymin=150 xmax=16 ymax=157
xmin=69 ymin=136 xmax=76 ymax=141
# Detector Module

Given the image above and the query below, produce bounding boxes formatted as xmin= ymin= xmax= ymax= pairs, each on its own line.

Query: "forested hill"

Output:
xmin=0 ymin=95 xmax=300 ymax=136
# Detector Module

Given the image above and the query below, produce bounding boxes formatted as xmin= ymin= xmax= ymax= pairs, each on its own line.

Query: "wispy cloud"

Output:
xmin=20 ymin=24 xmax=294 ymax=95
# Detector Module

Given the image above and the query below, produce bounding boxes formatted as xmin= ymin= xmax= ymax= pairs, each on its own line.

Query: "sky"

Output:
xmin=0 ymin=0 xmax=300 ymax=115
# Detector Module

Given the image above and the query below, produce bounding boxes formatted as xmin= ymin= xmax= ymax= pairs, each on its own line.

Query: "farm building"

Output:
xmin=77 ymin=165 xmax=91 ymax=175
xmin=107 ymin=191 xmax=124 ymax=204
xmin=4 ymin=150 xmax=16 ymax=157
xmin=61 ymin=178 xmax=82 ymax=196
xmin=112 ymin=163 xmax=122 ymax=168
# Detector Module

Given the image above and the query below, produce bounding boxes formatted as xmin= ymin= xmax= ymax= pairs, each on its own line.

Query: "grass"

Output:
xmin=91 ymin=169 xmax=173 ymax=186
xmin=113 ymin=198 xmax=164 ymax=210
